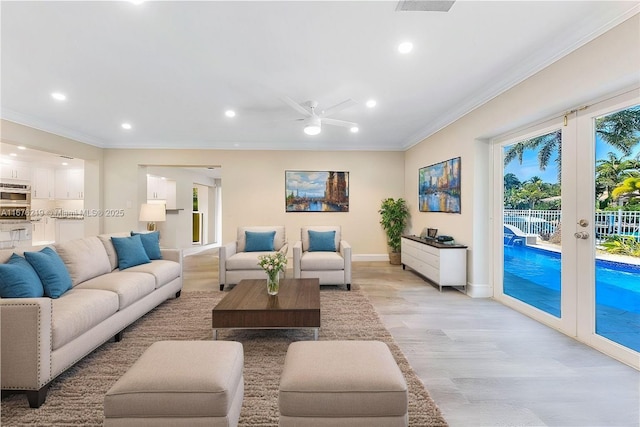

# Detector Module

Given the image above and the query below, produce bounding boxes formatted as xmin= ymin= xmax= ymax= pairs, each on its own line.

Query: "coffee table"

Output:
xmin=212 ymin=278 xmax=321 ymax=340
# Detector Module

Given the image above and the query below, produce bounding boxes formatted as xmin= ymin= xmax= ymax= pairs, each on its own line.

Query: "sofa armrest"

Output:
xmin=292 ymin=241 xmax=302 ymax=279
xmin=1 ymin=298 xmax=53 ymax=390
xmin=219 ymin=241 xmax=238 ymax=285
xmin=339 ymin=240 xmax=352 ymax=284
xmin=160 ymin=248 xmax=181 ymax=264
xmin=278 ymin=242 xmax=289 ymax=256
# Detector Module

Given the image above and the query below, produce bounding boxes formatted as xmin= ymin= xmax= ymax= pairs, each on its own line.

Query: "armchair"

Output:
xmin=218 ymin=226 xmax=288 ymax=291
xmin=293 ymin=226 xmax=351 ymax=290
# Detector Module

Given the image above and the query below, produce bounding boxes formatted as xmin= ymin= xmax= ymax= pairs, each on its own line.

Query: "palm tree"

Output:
xmin=503 ymin=173 xmax=521 ymax=191
xmin=612 ymin=176 xmax=640 ymax=202
xmin=512 ymin=177 xmax=547 ymax=209
xmin=503 ymin=130 xmax=562 ymax=181
xmin=595 ymin=106 xmax=640 ymax=155
xmin=504 ymin=105 xmax=640 ymax=180
xmin=595 ymin=152 xmax=640 ymax=205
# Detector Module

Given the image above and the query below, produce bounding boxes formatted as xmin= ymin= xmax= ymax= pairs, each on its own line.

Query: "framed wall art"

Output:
xmin=285 ymin=170 xmax=349 ymax=212
xmin=419 ymin=157 xmax=461 ymax=213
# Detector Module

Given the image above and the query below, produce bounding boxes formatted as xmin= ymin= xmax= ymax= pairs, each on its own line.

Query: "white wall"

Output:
xmin=404 ymin=14 xmax=640 ymax=296
xmin=103 ymin=149 xmax=405 ymax=255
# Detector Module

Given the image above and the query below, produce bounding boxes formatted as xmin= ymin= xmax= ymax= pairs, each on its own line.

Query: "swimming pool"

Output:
xmin=503 ymin=245 xmax=640 ymax=352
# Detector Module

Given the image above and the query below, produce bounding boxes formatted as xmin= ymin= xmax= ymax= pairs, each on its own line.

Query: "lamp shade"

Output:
xmin=139 ymin=203 xmax=166 ymax=222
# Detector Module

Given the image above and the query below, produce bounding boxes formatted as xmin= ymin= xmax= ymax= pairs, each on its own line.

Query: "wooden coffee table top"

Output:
xmin=212 ymin=278 xmax=320 ymax=330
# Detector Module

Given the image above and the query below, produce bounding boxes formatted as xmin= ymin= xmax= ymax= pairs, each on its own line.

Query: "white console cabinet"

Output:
xmin=401 ymin=236 xmax=467 ymax=291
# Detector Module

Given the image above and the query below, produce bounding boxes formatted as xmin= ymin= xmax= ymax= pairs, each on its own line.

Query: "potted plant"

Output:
xmin=379 ymin=198 xmax=410 ymax=265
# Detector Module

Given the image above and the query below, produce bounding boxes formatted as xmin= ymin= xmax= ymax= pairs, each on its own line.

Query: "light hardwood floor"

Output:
xmin=183 ymin=249 xmax=640 ymax=427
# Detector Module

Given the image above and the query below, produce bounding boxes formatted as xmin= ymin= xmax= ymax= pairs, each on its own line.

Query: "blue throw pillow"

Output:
xmin=245 ymin=231 xmax=276 ymax=252
xmin=131 ymin=231 xmax=162 ymax=260
xmin=308 ymin=230 xmax=336 ymax=252
xmin=0 ymin=254 xmax=45 ymax=298
xmin=112 ymin=234 xmax=151 ymax=269
xmin=24 ymin=247 xmax=72 ymax=298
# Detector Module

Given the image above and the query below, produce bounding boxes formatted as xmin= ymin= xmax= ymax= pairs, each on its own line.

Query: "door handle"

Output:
xmin=574 ymin=231 xmax=589 ymax=239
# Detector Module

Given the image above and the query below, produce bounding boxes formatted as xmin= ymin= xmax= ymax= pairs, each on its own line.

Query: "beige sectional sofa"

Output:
xmin=0 ymin=232 xmax=182 ymax=408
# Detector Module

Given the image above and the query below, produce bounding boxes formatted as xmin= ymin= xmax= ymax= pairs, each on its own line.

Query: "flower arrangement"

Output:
xmin=258 ymin=252 xmax=287 ymax=295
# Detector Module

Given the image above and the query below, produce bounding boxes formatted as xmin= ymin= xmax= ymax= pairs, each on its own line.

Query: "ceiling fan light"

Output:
xmin=304 ymin=124 xmax=321 ymax=136
xmin=303 ymin=116 xmax=322 ymax=136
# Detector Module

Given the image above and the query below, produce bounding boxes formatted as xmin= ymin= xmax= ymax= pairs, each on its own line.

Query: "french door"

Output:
xmin=494 ymin=90 xmax=640 ymax=369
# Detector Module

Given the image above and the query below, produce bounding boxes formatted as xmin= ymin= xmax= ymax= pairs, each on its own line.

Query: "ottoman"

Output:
xmin=104 ymin=340 xmax=244 ymax=426
xmin=279 ymin=340 xmax=408 ymax=426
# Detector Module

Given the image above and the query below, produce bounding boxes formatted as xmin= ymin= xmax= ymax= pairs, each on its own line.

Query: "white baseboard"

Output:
xmin=466 ymin=282 xmax=493 ymax=298
xmin=353 ymin=254 xmax=390 ymax=262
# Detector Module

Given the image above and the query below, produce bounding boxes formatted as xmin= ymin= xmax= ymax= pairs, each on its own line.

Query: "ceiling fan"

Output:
xmin=281 ymin=96 xmax=358 ymax=136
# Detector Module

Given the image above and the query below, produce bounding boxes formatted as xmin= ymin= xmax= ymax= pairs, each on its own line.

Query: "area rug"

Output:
xmin=1 ymin=288 xmax=448 ymax=426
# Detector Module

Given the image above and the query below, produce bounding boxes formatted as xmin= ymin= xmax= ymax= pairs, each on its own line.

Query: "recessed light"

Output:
xmin=350 ymin=126 xmax=359 ymax=133
xmin=17 ymin=146 xmax=26 ymax=150
xmin=121 ymin=123 xmax=132 ymax=130
xmin=225 ymin=110 xmax=236 ymax=118
xmin=398 ymin=42 xmax=413 ymax=54
xmin=9 ymin=153 xmax=17 ymax=157
xmin=366 ymin=100 xmax=377 ymax=108
xmin=62 ymin=162 xmax=69 ymax=166
xmin=51 ymin=92 xmax=67 ymax=101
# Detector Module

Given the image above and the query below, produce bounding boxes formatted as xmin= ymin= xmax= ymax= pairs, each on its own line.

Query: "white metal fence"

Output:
xmin=504 ymin=209 xmax=640 ymax=240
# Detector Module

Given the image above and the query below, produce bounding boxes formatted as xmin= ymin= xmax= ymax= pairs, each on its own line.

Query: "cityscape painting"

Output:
xmin=285 ymin=171 xmax=349 ymax=212
xmin=419 ymin=157 xmax=461 ymax=213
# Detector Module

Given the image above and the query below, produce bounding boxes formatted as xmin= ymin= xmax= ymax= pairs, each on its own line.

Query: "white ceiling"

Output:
xmin=1 ymin=1 xmax=638 ymax=152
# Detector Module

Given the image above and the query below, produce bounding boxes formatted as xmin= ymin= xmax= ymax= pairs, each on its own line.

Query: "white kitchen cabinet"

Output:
xmin=32 ymin=167 xmax=55 ymax=199
xmin=401 ymin=236 xmax=467 ymax=291
xmin=147 ymin=175 xmax=167 ymax=200
xmin=1 ymin=163 xmax=31 ymax=181
xmin=165 ymin=179 xmax=177 ymax=209
xmin=147 ymin=175 xmax=176 ymax=208
xmin=55 ymin=169 xmax=84 ymax=199
xmin=31 ymin=216 xmax=56 ymax=244
xmin=55 ymin=219 xmax=84 ymax=243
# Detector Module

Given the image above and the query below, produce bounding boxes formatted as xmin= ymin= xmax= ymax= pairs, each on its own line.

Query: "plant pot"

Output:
xmin=389 ymin=252 xmax=401 ymax=265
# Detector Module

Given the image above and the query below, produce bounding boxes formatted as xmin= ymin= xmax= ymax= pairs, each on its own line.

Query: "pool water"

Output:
xmin=503 ymin=245 xmax=640 ymax=352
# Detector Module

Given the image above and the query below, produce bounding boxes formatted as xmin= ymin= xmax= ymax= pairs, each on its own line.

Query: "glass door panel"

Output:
xmin=502 ymin=129 xmax=563 ymax=318
xmin=593 ymin=104 xmax=640 ymax=352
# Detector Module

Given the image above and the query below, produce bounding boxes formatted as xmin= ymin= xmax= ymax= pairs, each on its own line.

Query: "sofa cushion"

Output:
xmin=51 ymin=288 xmax=119 ymax=350
xmin=308 ymin=230 xmax=336 ymax=252
xmin=237 ymin=226 xmax=285 ymax=252
xmin=226 ymin=251 xmax=275 ymax=271
xmin=97 ymin=232 xmax=131 ymax=271
xmin=74 ymin=271 xmax=156 ymax=310
xmin=0 ymin=253 xmax=45 ymax=298
xmin=112 ymin=235 xmax=151 ymax=270
xmin=24 ymin=247 xmax=73 ymax=298
xmin=302 ymin=226 xmax=341 ymax=252
xmin=300 ymin=251 xmax=345 ymax=270
xmin=244 ymin=231 xmax=276 ymax=252
xmin=131 ymin=231 xmax=162 ymax=260
xmin=54 ymin=237 xmax=112 ymax=286
xmin=123 ymin=260 xmax=181 ymax=289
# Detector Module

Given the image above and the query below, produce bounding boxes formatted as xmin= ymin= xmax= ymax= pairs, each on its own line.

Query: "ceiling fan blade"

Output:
xmin=320 ymin=98 xmax=357 ymax=118
xmin=280 ymin=96 xmax=312 ymax=117
xmin=322 ymin=118 xmax=357 ymax=128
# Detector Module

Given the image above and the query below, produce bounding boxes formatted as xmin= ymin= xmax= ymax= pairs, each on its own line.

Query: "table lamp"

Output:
xmin=139 ymin=203 xmax=166 ymax=231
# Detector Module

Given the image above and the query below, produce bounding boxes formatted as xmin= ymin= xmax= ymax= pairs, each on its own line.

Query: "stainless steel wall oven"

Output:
xmin=0 ymin=183 xmax=31 ymax=220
